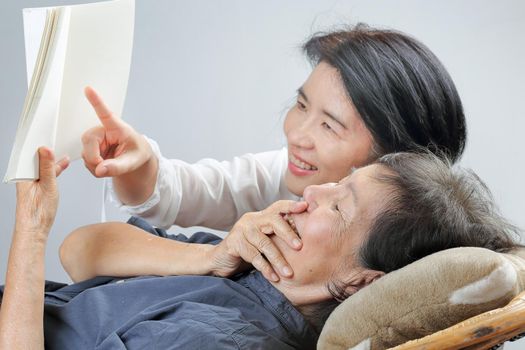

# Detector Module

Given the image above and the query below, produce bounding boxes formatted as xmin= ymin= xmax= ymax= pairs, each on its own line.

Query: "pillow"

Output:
xmin=318 ymin=247 xmax=525 ymax=350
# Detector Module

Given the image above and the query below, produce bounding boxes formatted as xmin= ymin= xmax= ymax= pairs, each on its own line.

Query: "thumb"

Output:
xmin=269 ymin=200 xmax=308 ymax=215
xmin=94 ymin=153 xmax=137 ymax=177
xmin=289 ymin=201 xmax=308 ymax=213
xmin=38 ymin=147 xmax=57 ymax=184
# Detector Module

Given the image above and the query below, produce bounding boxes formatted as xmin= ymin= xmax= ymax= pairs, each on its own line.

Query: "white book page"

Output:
xmin=22 ymin=8 xmax=48 ymax=87
xmin=4 ymin=8 xmax=71 ymax=182
xmin=54 ymin=0 xmax=135 ymax=161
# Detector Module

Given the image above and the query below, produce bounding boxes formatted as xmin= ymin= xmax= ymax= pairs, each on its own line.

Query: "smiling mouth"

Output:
xmin=283 ymin=213 xmax=300 ymax=237
xmin=289 ymin=153 xmax=318 ymax=171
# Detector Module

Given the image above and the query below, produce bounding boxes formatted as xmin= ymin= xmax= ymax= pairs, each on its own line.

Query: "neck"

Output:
xmin=295 ymin=299 xmax=341 ymax=334
xmin=270 ymin=277 xmax=331 ymax=306
xmin=270 ymin=278 xmax=338 ymax=335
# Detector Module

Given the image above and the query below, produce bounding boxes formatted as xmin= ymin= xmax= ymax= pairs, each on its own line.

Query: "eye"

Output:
xmin=296 ymin=100 xmax=306 ymax=111
xmin=336 ymin=204 xmax=352 ymax=224
xmin=322 ymin=122 xmax=334 ymax=131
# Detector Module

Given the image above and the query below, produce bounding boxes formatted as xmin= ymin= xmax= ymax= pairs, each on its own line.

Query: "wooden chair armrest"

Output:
xmin=390 ymin=291 xmax=525 ymax=350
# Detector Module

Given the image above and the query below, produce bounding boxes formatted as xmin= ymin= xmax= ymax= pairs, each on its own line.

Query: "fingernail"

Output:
xmin=99 ymin=166 xmax=107 ymax=175
xmin=292 ymin=239 xmax=302 ymax=249
xmin=282 ymin=266 xmax=292 ymax=277
xmin=271 ymin=273 xmax=279 ymax=282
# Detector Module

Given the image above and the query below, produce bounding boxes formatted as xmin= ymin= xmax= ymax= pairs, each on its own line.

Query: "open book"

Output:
xmin=4 ymin=0 xmax=134 ymax=182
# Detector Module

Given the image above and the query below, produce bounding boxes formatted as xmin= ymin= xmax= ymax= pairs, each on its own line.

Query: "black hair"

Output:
xmin=303 ymin=24 xmax=467 ymax=162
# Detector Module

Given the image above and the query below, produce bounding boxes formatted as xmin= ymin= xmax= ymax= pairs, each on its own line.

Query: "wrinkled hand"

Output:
xmin=15 ymin=147 xmax=68 ymax=236
xmin=81 ymin=86 xmax=153 ymax=178
xmin=209 ymin=200 xmax=307 ymax=282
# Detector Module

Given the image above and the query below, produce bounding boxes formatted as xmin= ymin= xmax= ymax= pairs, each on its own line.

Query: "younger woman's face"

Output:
xmin=284 ymin=62 xmax=375 ymax=196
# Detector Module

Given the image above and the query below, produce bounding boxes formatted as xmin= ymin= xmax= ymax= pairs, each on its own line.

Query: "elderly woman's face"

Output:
xmin=283 ymin=62 xmax=375 ymax=197
xmin=272 ymin=164 xmax=390 ymax=287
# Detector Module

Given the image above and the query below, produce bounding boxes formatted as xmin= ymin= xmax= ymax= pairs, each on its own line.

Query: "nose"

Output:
xmin=287 ymin=116 xmax=315 ymax=150
xmin=303 ymin=183 xmax=337 ymax=211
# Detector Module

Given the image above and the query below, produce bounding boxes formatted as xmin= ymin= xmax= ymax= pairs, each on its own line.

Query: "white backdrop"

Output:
xmin=1 ymin=0 xmax=524 ymax=347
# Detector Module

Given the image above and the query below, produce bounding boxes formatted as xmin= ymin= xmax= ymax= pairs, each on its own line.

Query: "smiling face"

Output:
xmin=271 ymin=164 xmax=391 ymax=305
xmin=283 ymin=62 xmax=375 ymax=196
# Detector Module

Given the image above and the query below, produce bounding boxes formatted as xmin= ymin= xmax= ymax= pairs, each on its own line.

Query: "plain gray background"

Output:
xmin=1 ymin=0 xmax=524 ymax=347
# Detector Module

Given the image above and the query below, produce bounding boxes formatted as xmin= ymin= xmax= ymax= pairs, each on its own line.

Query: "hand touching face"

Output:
xmin=209 ymin=200 xmax=307 ymax=282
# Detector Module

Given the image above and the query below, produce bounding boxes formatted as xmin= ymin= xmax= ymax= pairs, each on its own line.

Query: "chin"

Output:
xmin=285 ymin=173 xmax=312 ymax=197
xmin=284 ymin=178 xmax=304 ymax=196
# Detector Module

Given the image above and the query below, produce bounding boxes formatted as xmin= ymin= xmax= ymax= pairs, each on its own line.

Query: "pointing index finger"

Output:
xmin=84 ymin=86 xmax=121 ymax=130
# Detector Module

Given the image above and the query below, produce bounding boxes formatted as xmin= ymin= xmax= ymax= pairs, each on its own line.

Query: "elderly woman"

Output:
xmin=0 ymin=148 xmax=520 ymax=349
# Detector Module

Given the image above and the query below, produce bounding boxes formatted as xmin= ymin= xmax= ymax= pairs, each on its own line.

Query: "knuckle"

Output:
xmin=81 ymin=132 xmax=91 ymax=144
xmin=261 ymin=264 xmax=273 ymax=277
xmin=106 ymin=112 xmax=116 ymax=121
xmin=252 ymin=254 xmax=267 ymax=269
xmin=279 ymin=224 xmax=296 ymax=238
xmin=82 ymin=156 xmax=95 ymax=168
xmin=274 ymin=200 xmax=288 ymax=209
xmin=267 ymin=200 xmax=288 ymax=214
xmin=251 ymin=253 xmax=261 ymax=265
xmin=83 ymin=163 xmax=98 ymax=177
xmin=258 ymin=224 xmax=274 ymax=235
xmin=244 ymin=212 xmax=257 ymax=221
xmin=264 ymin=249 xmax=282 ymax=265
xmin=81 ymin=127 xmax=101 ymax=142
xmin=271 ymin=254 xmax=286 ymax=267
xmin=255 ymin=236 xmax=273 ymax=252
xmin=238 ymin=212 xmax=250 ymax=222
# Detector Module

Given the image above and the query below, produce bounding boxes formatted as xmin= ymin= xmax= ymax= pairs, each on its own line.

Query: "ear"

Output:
xmin=343 ymin=268 xmax=385 ymax=295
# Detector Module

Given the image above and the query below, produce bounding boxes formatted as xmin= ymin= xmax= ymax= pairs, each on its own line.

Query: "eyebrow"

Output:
xmin=297 ymin=87 xmax=348 ymax=129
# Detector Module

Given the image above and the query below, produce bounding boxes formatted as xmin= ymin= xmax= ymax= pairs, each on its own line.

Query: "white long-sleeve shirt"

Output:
xmin=106 ymin=137 xmax=299 ymax=230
